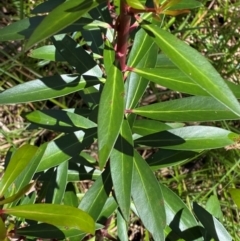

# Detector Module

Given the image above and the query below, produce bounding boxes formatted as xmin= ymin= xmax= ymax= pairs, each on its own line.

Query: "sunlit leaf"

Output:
xmin=142 ymin=23 xmax=240 ymax=116
xmin=98 ymin=64 xmax=124 ymax=169
xmin=3 ymin=204 xmax=95 ymax=234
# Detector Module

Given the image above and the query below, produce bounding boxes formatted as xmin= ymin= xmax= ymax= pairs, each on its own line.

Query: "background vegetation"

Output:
xmin=0 ymin=0 xmax=240 ymax=240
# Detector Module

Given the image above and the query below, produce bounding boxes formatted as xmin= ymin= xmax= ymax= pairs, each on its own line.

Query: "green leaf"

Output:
xmin=0 ymin=182 xmax=35 ymax=205
xmin=52 ymin=161 xmax=68 ymax=204
xmin=67 ymin=167 xmax=101 ymax=182
xmin=110 ymin=120 xmax=133 ymax=221
xmin=132 ymin=67 xmax=240 ymax=98
xmin=193 ymin=202 xmax=232 ymax=241
xmin=0 ymin=217 xmax=6 ymax=240
xmin=142 ymin=24 xmax=240 ymax=116
xmin=103 ymin=38 xmax=115 ymax=74
xmin=125 ymin=29 xmax=158 ymax=110
xmin=132 ymin=96 xmax=240 ymax=122
xmin=98 ymin=197 xmax=118 ymax=224
xmin=229 ymin=188 xmax=240 ymax=209
xmin=117 ymin=210 xmax=129 ymax=241
xmin=126 ymin=0 xmax=145 ymax=9
xmin=169 ymin=0 xmax=202 ymax=10
xmin=161 ymin=184 xmax=203 ymax=241
xmin=4 ymin=204 xmax=95 ymax=235
xmin=26 ymin=0 xmax=105 ymax=49
xmin=131 ymin=151 xmax=166 ymax=241
xmin=23 ymin=109 xmax=97 ymax=132
xmin=135 ymin=126 xmax=238 ymax=150
xmin=0 ymin=16 xmax=44 ymax=41
xmin=79 ymin=165 xmax=112 ymax=221
xmin=16 ymin=223 xmax=103 ymax=239
xmin=132 ymin=119 xmax=176 ymax=136
xmin=81 ymin=28 xmax=103 ymax=55
xmin=206 ymin=195 xmax=223 ymax=222
xmin=52 ymin=34 xmax=98 ymax=75
xmin=64 ymin=183 xmax=79 ymax=207
xmin=28 ymin=45 xmax=65 ymax=61
xmin=0 ymin=144 xmax=38 ymax=197
xmin=98 ymin=64 xmax=125 ymax=169
xmin=0 ymin=74 xmax=101 ymax=104
xmin=37 ymin=129 xmax=96 ymax=172
xmin=8 ymin=144 xmax=47 ymax=200
xmin=0 ymin=16 xmax=103 ymax=42
xmin=131 ymin=67 xmax=208 ymax=96
xmin=31 ymin=0 xmax=65 ymax=14
xmin=147 ymin=149 xmax=199 ymax=170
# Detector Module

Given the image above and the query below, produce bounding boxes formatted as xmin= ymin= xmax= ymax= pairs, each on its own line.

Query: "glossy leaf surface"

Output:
xmin=98 ymin=64 xmax=124 ymax=169
xmin=26 ymin=0 xmax=104 ymax=49
xmin=37 ymin=129 xmax=96 ymax=172
xmin=23 ymin=109 xmax=97 ymax=132
xmin=52 ymin=161 xmax=68 ymax=204
xmin=142 ymin=24 xmax=240 ymax=116
xmin=161 ymin=184 xmax=203 ymax=241
xmin=4 ymin=204 xmax=95 ymax=234
xmin=147 ymin=149 xmax=199 ymax=170
xmin=79 ymin=165 xmax=112 ymax=221
xmin=133 ymin=119 xmax=175 ymax=136
xmin=0 ymin=145 xmax=37 ymax=196
xmin=110 ymin=120 xmax=133 ymax=221
xmin=132 ymin=151 xmax=166 ymax=241
xmin=0 ymin=182 xmax=35 ymax=205
xmin=16 ymin=223 xmax=103 ymax=239
xmin=132 ymin=96 xmax=240 ymax=122
xmin=28 ymin=45 xmax=65 ymax=61
xmin=0 ymin=75 xmax=100 ymax=104
xmin=193 ymin=202 xmax=232 ymax=241
xmin=135 ymin=126 xmax=238 ymax=150
xmin=52 ymin=34 xmax=98 ymax=75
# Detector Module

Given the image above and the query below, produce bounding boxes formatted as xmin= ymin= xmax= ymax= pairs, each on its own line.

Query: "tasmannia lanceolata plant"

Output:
xmin=0 ymin=0 xmax=238 ymax=240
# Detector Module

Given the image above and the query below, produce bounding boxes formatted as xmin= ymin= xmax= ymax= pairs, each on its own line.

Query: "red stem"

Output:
xmin=115 ymin=0 xmax=131 ymax=71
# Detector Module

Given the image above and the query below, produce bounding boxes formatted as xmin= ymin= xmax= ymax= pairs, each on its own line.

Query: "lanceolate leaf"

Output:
xmin=16 ymin=223 xmax=103 ymax=239
xmin=3 ymin=204 xmax=95 ymax=235
xmin=0 ymin=182 xmax=35 ymax=205
xmin=52 ymin=161 xmax=68 ymax=204
xmin=0 ymin=16 xmax=106 ymax=42
xmin=147 ymin=149 xmax=199 ymax=170
xmin=132 ymin=67 xmax=240 ymax=98
xmin=131 ymin=67 xmax=208 ymax=96
xmin=28 ymin=45 xmax=65 ymax=61
xmin=0 ymin=74 xmax=101 ymax=104
xmin=141 ymin=23 xmax=240 ymax=116
xmin=9 ymin=144 xmax=47 ymax=199
xmin=110 ymin=120 xmax=134 ymax=221
xmin=161 ymin=184 xmax=203 ymax=241
xmin=125 ymin=29 xmax=158 ymax=111
xmin=26 ymin=0 xmax=105 ymax=49
xmin=193 ymin=202 xmax=232 ymax=241
xmin=98 ymin=64 xmax=125 ymax=169
xmin=132 ymin=119 xmax=175 ymax=136
xmin=132 ymin=96 xmax=240 ymax=122
xmin=23 ymin=109 xmax=97 ymax=132
xmin=0 ymin=144 xmax=38 ymax=197
xmin=37 ymin=129 xmax=96 ymax=172
xmin=79 ymin=165 xmax=113 ymax=221
xmin=52 ymin=34 xmax=97 ymax=75
xmin=132 ymin=151 xmax=166 ymax=241
xmin=135 ymin=126 xmax=238 ymax=150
